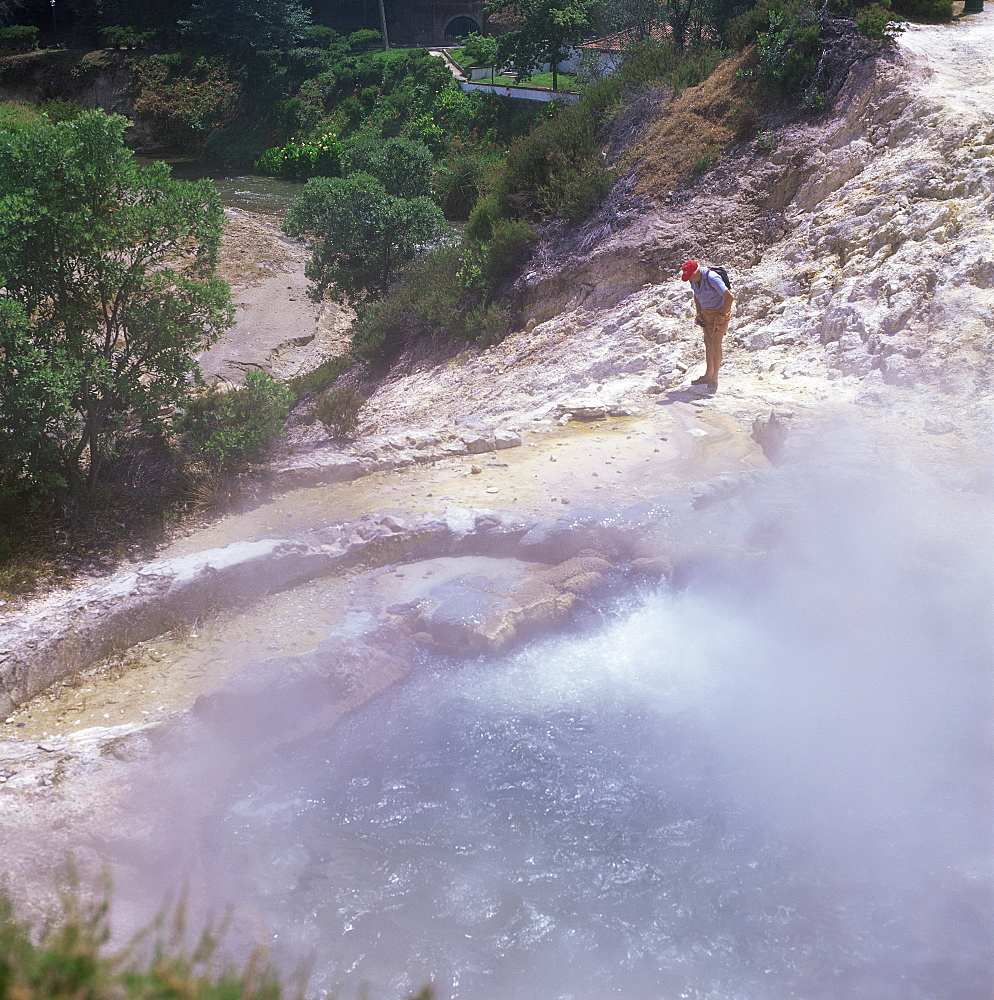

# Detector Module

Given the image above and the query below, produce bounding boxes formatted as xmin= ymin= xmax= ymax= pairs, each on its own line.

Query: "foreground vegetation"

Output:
xmin=0 ymin=886 xmax=432 ymax=1000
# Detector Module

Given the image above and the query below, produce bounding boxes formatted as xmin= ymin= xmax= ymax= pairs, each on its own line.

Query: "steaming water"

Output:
xmin=206 ymin=464 xmax=993 ymax=1000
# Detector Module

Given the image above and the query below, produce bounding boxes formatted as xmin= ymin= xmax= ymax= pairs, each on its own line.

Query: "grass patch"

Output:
xmin=0 ymin=98 xmax=41 ymax=129
xmin=0 ymin=541 xmax=48 ymax=598
xmin=622 ymin=48 xmax=760 ymax=199
xmin=491 ymin=72 xmax=577 ymax=90
xmin=288 ymin=353 xmax=354 ymax=398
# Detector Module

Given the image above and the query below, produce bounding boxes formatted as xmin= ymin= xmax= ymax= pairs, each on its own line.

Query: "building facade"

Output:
xmin=386 ymin=0 xmax=487 ymax=45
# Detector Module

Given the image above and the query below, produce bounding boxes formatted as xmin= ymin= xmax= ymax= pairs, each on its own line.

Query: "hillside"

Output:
xmin=328 ymin=16 xmax=992 ymax=472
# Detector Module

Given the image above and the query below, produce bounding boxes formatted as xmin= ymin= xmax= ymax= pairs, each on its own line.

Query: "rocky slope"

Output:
xmin=353 ymin=17 xmax=993 ymax=448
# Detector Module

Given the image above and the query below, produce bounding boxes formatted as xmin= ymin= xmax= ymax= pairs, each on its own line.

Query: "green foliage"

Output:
xmin=492 ymin=98 xmax=612 ymax=221
xmin=100 ymin=24 xmax=155 ymax=49
xmin=856 ymin=3 xmax=905 ymax=37
xmin=351 ymin=242 xmax=512 ymax=359
xmin=0 ymin=100 xmax=39 ymax=131
xmin=40 ymin=97 xmax=86 ymax=123
xmin=283 ymin=172 xmax=449 ymax=298
xmin=349 ymin=29 xmax=382 ymax=51
xmin=618 ymin=38 xmax=726 ymax=92
xmin=755 ymin=6 xmax=822 ymax=94
xmin=341 ymin=136 xmax=434 ymax=197
xmin=461 ymin=31 xmax=499 ymax=66
xmin=313 ymin=385 xmax=365 ymax=437
xmin=289 ymin=353 xmax=353 ymax=397
xmin=179 ymin=0 xmax=312 ymax=54
xmin=296 ymin=25 xmax=345 ymax=50
xmin=0 ymin=884 xmax=311 ymax=1000
xmin=352 ymin=291 xmax=412 ymax=359
xmin=729 ymin=0 xmax=791 ymax=48
xmin=435 ymin=141 xmax=502 ymax=219
xmin=487 ymin=0 xmax=595 ymax=90
xmin=178 ymin=370 xmax=292 ymax=470
xmin=0 ymin=881 xmax=439 ymax=1000
xmin=431 ymin=87 xmax=479 ymax=139
xmin=892 ymin=0 xmax=951 ymax=19
xmin=0 ymin=24 xmax=38 ymax=53
xmin=483 ymin=217 xmax=539 ymax=285
xmin=0 ymin=111 xmax=233 ymax=499
xmin=131 ymin=54 xmax=241 ymax=149
xmin=254 ymin=130 xmax=342 ymax=180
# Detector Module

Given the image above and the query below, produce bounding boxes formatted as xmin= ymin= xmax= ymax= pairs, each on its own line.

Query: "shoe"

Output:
xmin=690 ymin=376 xmax=710 ymax=385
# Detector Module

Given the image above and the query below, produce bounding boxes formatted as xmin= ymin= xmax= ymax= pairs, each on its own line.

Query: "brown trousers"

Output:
xmin=698 ymin=305 xmax=730 ymax=380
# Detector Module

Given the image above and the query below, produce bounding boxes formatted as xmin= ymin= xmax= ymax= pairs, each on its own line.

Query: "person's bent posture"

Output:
xmin=680 ymin=259 xmax=733 ymax=389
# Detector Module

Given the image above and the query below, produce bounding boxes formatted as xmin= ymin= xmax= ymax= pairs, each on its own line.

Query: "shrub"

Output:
xmin=298 ymin=25 xmax=345 ymax=50
xmin=431 ymin=87 xmax=478 ymax=136
xmin=101 ymin=25 xmax=155 ymax=49
xmin=0 ymin=884 xmax=307 ymax=1000
xmin=892 ymin=0 xmax=951 ymax=19
xmin=255 ymin=130 xmax=342 ymax=179
xmin=493 ymin=100 xmax=612 ymax=221
xmin=857 ymin=3 xmax=905 ymax=38
xmin=618 ymin=38 xmax=720 ymax=90
xmin=0 ymin=25 xmax=39 ymax=54
xmin=350 ymin=241 xmax=512 ymax=359
xmin=435 ymin=142 xmax=502 ymax=219
xmin=756 ymin=6 xmax=822 ymax=94
xmin=340 ymin=135 xmax=433 ymax=197
xmin=0 ymin=100 xmax=41 ymax=131
xmin=461 ymin=31 xmax=499 ymax=67
xmin=289 ymin=353 xmax=353 ymax=397
xmin=465 ymin=191 xmax=504 ymax=242
xmin=484 ymin=216 xmax=539 ymax=285
xmin=131 ymin=54 xmax=241 ymax=149
xmin=729 ymin=1 xmax=781 ymax=49
xmin=314 ymin=385 xmax=365 ymax=436
xmin=349 ymin=28 xmax=382 ymax=51
xmin=177 ymin=370 xmax=292 ymax=470
xmin=464 ymin=300 xmax=510 ymax=346
xmin=40 ymin=97 xmax=85 ymax=123
xmin=352 ymin=291 xmax=411 ymax=359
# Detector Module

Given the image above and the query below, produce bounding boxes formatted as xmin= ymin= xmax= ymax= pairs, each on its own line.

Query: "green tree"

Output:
xmin=0 ymin=111 xmax=233 ymax=498
xmin=461 ymin=30 xmax=499 ymax=67
xmin=283 ymin=172 xmax=448 ymax=297
xmin=486 ymin=0 xmax=595 ymax=91
xmin=590 ymin=0 xmax=665 ymax=38
xmin=179 ymin=0 xmax=311 ymax=53
xmin=341 ymin=136 xmax=434 ymax=197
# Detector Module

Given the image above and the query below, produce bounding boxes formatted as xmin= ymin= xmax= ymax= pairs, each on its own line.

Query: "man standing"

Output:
xmin=680 ymin=259 xmax=733 ymax=389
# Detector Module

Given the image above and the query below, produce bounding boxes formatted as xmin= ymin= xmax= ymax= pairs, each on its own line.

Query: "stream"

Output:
xmin=139 ymin=156 xmax=305 ymax=216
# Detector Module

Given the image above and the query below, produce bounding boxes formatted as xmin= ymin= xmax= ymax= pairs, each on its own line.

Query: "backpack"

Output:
xmin=707 ymin=266 xmax=732 ymax=290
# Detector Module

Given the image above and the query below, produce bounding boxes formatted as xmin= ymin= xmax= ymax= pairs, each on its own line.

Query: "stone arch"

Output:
xmin=444 ymin=14 xmax=480 ymax=40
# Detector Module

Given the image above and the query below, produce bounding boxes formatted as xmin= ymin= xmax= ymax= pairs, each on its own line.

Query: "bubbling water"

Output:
xmin=205 ymin=459 xmax=992 ymax=1000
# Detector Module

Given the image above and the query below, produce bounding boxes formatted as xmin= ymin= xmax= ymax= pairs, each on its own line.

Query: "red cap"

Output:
xmin=680 ymin=260 xmax=699 ymax=281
